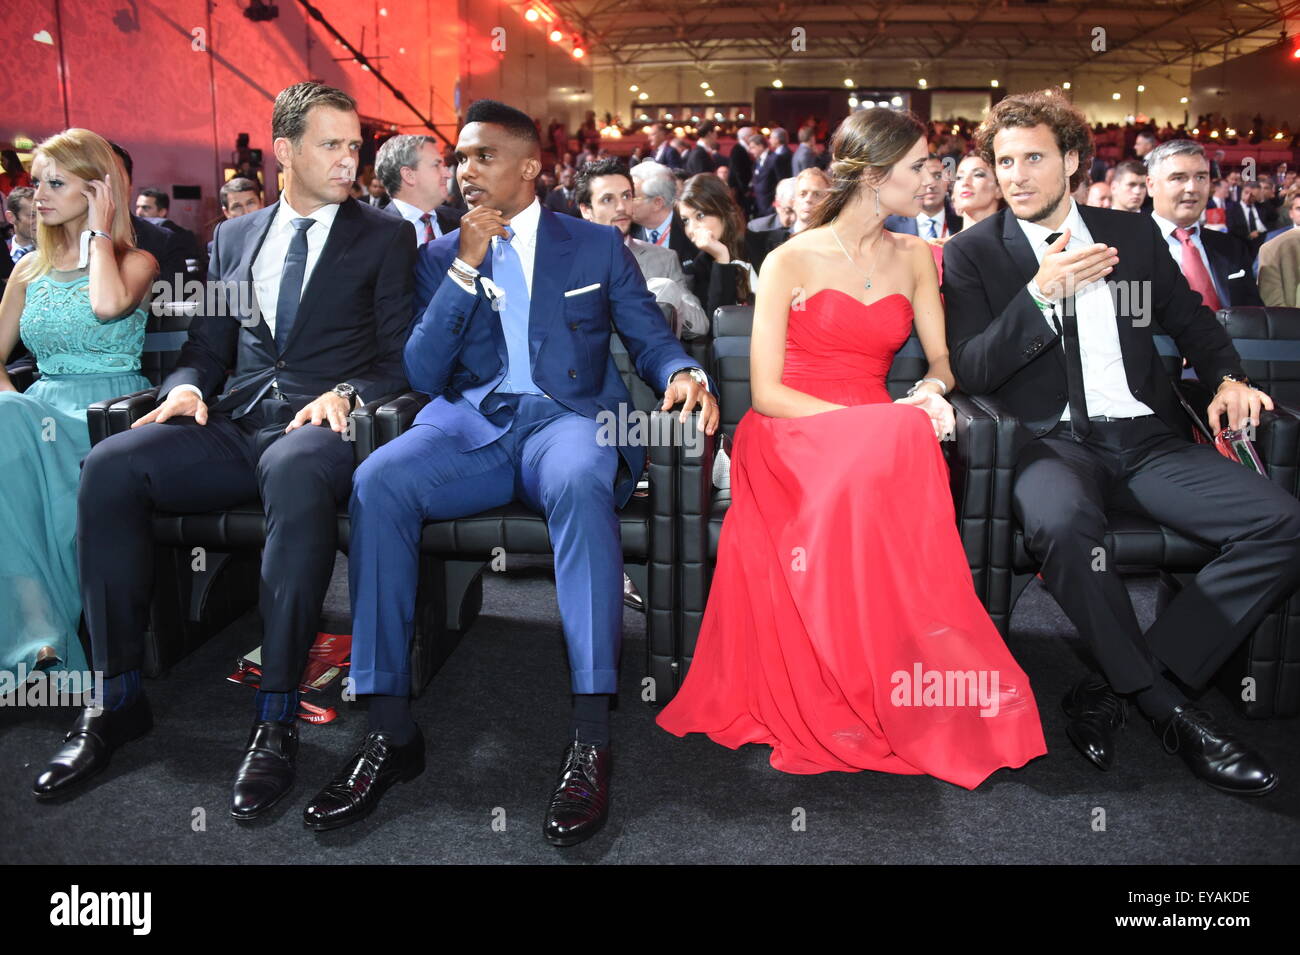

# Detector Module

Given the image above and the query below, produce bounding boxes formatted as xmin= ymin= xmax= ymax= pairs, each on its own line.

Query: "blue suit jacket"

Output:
xmin=407 ymin=206 xmax=695 ymax=507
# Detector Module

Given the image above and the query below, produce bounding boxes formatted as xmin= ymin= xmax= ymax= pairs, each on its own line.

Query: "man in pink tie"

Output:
xmin=374 ymin=134 xmax=463 ymax=246
xmin=1147 ymin=140 xmax=1262 ymax=309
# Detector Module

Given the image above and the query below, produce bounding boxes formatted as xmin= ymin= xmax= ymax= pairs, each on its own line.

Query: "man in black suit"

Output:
xmin=34 ymin=82 xmax=417 ymax=818
xmin=1226 ymin=182 xmax=1269 ymax=255
xmin=684 ymin=121 xmax=719 ymax=176
xmin=1146 ymin=140 xmax=1261 ymax=308
xmin=943 ymin=92 xmax=1300 ymax=796
xmin=630 ymin=160 xmax=694 ymax=266
xmin=544 ymin=165 xmax=580 ymax=216
xmin=727 ymin=126 xmax=755 ymax=213
xmin=135 ymin=187 xmax=203 ymax=274
xmin=648 ymin=122 xmax=683 ymax=170
xmin=750 ymin=132 xmax=788 ymax=217
xmin=374 ymin=133 xmax=462 ymax=245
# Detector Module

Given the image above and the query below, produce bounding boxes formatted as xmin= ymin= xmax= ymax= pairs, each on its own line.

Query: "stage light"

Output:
xmin=1210 ymin=130 xmax=1220 ymax=138
xmin=862 ymin=101 xmax=876 ymax=109
xmin=692 ymin=115 xmax=700 ymax=122
xmin=714 ymin=112 xmax=723 ymax=120
xmin=1112 ymin=92 xmax=1121 ymax=100
xmin=990 ymin=79 xmax=999 ymax=88
xmin=572 ymin=46 xmax=584 ymax=59
xmin=773 ymin=79 xmax=783 ymax=88
xmin=705 ymin=89 xmax=715 ymax=97
xmin=1180 ymin=96 xmax=1188 ymax=104
xmin=760 ymin=127 xmax=770 ymax=134
xmin=525 ymin=8 xmax=539 ymax=21
xmin=638 ymin=91 xmax=648 ymax=100
xmin=629 ymin=85 xmax=638 ymax=92
xmin=1062 ymin=82 xmax=1071 ymax=90
xmin=549 ymin=29 xmax=562 ymax=42
xmin=848 ymin=97 xmax=859 ymax=107
xmin=665 ymin=113 xmax=673 ymax=120
xmin=918 ymin=78 xmax=927 ymax=88
xmin=1192 ymin=127 xmax=1200 ymax=135
xmin=1277 ymin=132 xmax=1286 ymax=140
xmin=1137 ymin=84 xmax=1145 ymax=92
xmin=738 ymin=112 xmax=745 ymax=119
xmin=1226 ymin=127 xmax=1237 ymax=136
xmin=1293 ymin=48 xmax=1300 ymax=59
xmin=700 ymin=81 xmax=710 ymax=89
xmin=890 ymin=95 xmax=903 ymax=107
xmin=844 ymin=78 xmax=854 ymax=87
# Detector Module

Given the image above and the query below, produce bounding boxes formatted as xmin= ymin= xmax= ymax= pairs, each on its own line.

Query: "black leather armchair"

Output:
xmin=84 ymin=313 xmax=696 ymax=700
xmin=974 ymin=307 xmax=1300 ymax=718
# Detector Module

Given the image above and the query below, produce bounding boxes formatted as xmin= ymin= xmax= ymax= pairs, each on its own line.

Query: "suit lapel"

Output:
xmin=284 ymin=199 xmax=361 ymax=354
xmin=529 ymin=207 xmax=575 ymax=357
xmin=999 ymin=207 xmax=1042 ymax=282
xmin=239 ymin=202 xmax=278 ymax=354
xmin=1200 ymin=233 xmax=1233 ymax=305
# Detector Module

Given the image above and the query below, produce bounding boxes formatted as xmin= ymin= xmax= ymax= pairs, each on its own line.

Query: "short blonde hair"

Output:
xmin=23 ymin=128 xmax=135 ymax=280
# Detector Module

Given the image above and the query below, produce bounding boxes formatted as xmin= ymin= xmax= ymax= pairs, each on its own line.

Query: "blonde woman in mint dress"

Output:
xmin=0 ymin=128 xmax=157 ymax=677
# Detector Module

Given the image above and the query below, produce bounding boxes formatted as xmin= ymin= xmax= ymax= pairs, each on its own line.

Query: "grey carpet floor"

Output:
xmin=2 ymin=558 xmax=1297 ymax=865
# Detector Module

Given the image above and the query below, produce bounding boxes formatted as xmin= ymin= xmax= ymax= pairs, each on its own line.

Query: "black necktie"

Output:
xmin=274 ymin=217 xmax=315 ymax=352
xmin=1046 ymin=231 xmax=1091 ymax=438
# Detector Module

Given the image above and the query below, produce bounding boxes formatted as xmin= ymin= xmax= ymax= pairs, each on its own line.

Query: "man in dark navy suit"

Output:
xmin=305 ymin=100 xmax=718 ymax=846
xmin=34 ymin=82 xmax=416 ymax=819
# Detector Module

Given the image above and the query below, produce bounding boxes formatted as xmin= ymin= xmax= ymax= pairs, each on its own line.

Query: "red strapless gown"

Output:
xmin=655 ymin=290 xmax=1047 ymax=789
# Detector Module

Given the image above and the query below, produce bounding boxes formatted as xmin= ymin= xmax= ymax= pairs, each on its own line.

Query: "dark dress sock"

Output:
xmin=367 ymin=694 xmax=416 ymax=745
xmin=570 ymin=693 xmax=611 ymax=747
xmin=1131 ymin=671 xmax=1188 ymax=723
xmin=97 ymin=669 xmax=142 ymax=711
xmin=254 ymin=689 xmax=300 ymax=724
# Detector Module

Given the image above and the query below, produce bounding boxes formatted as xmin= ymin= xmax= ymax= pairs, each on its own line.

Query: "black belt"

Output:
xmin=1087 ymin=413 xmax=1156 ymax=422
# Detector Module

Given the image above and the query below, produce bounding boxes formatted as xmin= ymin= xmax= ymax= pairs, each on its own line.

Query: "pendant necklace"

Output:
xmin=830 ymin=223 xmax=884 ymax=290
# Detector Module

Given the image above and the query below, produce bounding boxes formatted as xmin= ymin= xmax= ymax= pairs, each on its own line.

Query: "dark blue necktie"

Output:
xmin=274 ymin=217 xmax=315 ymax=351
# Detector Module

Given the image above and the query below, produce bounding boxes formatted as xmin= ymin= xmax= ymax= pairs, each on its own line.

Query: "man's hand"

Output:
xmin=455 ymin=205 xmax=511 ymax=269
xmin=662 ymin=372 xmax=719 ymax=436
xmin=285 ymin=391 xmax=353 ymax=434
xmin=894 ymin=390 xmax=955 ymax=440
xmin=134 ymin=388 xmax=208 ymax=427
xmin=1032 ymin=228 xmax=1118 ymax=301
xmin=1207 ymin=380 xmax=1273 ymax=435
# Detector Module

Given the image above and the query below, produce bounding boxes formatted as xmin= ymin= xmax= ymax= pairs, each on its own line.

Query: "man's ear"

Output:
xmin=521 ymin=155 xmax=541 ymax=183
xmin=578 ymin=204 xmax=593 ymax=222
xmin=1064 ymin=150 xmax=1080 ymax=181
xmin=272 ymin=136 xmax=294 ymax=172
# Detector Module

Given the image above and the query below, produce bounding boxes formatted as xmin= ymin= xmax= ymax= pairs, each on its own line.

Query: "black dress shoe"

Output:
xmin=33 ymin=694 xmax=153 ymax=801
xmin=623 ymin=573 xmax=645 ymax=612
xmin=543 ymin=740 xmax=610 ymax=847
xmin=1157 ymin=704 xmax=1278 ymax=796
xmin=1061 ymin=675 xmax=1126 ymax=772
xmin=302 ymin=727 xmax=425 ymax=831
xmin=230 ymin=720 xmax=299 ymax=820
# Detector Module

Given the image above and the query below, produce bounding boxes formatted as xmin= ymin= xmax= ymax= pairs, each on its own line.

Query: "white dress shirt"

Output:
xmin=915 ymin=210 xmax=947 ymax=239
xmin=170 ymin=197 xmax=340 ymax=402
xmin=1150 ymin=211 xmax=1228 ymax=308
xmin=1019 ymin=199 xmax=1154 ymax=421
xmin=390 ymin=195 xmax=442 ymax=245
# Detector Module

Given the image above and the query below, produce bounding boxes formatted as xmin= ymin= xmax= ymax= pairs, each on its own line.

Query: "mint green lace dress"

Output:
xmin=1 ymin=267 xmax=150 ymax=675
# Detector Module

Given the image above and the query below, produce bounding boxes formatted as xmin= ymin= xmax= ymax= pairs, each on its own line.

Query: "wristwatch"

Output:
xmin=1220 ymin=374 xmax=1253 ymax=389
xmin=672 ymin=367 xmax=710 ymax=391
xmin=332 ymin=382 xmax=358 ymax=409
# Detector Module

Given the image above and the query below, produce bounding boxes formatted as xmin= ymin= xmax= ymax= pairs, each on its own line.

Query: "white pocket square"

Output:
xmin=564 ymin=283 xmax=601 ymax=297
xmin=1227 ymin=269 xmax=1245 ymax=279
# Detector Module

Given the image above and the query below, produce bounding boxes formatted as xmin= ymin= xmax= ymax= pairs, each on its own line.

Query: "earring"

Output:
xmin=874 ymin=187 xmax=881 ymax=216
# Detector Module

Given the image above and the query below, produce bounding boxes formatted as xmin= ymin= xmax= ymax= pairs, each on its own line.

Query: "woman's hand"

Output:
xmin=894 ymin=389 xmax=955 ymax=441
xmin=688 ymin=223 xmax=730 ymax=262
xmin=83 ymin=175 xmax=115 ymax=233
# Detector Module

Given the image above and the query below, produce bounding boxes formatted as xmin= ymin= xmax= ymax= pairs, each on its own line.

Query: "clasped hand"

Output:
xmin=895 ymin=390 xmax=955 ymax=441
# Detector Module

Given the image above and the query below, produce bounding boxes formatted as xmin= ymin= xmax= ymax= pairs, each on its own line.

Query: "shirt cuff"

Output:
xmin=449 ymin=257 xmax=479 ymax=296
xmin=668 ymin=367 xmax=710 ymax=394
xmin=1026 ymin=280 xmax=1060 ymax=335
xmin=167 ymin=383 xmax=203 ymax=403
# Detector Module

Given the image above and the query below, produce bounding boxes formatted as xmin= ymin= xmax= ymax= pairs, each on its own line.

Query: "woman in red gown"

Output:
xmin=656 ymin=109 xmax=1047 ymax=790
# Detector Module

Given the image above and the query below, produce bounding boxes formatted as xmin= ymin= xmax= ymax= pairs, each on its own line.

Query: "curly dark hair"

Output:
xmin=975 ymin=90 xmax=1094 ymax=190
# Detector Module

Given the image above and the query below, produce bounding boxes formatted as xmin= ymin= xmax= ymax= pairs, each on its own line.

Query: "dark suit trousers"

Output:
xmin=1012 ymin=417 xmax=1300 ymax=693
xmin=77 ymin=409 xmax=355 ymax=691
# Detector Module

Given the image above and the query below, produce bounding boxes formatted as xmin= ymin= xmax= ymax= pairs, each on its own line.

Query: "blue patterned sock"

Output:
xmin=254 ymin=689 xmax=300 ymax=724
xmin=99 ymin=669 xmax=142 ymax=711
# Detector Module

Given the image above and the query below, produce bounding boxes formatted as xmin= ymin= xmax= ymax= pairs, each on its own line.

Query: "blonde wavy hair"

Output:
xmin=22 ymin=128 xmax=136 ymax=280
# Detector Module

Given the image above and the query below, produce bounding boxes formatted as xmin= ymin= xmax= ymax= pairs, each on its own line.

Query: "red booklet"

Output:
xmin=226 ymin=631 xmax=352 ymax=723
xmin=1204 ymin=207 xmax=1227 ymax=228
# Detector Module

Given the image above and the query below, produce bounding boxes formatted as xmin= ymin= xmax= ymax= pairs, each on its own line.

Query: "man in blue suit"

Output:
xmin=304 ymin=100 xmax=718 ymax=845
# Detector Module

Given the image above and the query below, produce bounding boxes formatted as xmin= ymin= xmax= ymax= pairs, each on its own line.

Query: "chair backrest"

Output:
xmin=142 ymin=305 xmax=195 ymax=387
xmin=713 ymin=304 xmax=754 ymax=338
xmin=711 ymin=332 xmax=928 ymax=438
xmin=1218 ymin=306 xmax=1300 ymax=407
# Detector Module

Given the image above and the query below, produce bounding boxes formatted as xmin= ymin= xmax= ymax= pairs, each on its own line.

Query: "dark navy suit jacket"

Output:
xmin=408 ymin=205 xmax=696 ymax=507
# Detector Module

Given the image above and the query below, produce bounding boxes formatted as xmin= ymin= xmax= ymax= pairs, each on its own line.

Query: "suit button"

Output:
xmin=568 ymin=368 xmax=577 ymax=378
xmin=276 ymin=360 xmax=286 ymax=369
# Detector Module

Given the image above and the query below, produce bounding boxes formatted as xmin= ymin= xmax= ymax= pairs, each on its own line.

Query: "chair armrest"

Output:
xmin=348 ymin=389 xmax=414 ymax=465
xmin=647 ymin=403 xmax=715 ymax=698
xmin=87 ymin=388 xmax=161 ymax=446
xmin=359 ymin=390 xmax=433 ymax=462
xmin=6 ymin=359 xmax=37 ymax=393
xmin=1251 ymin=405 xmax=1299 ymax=497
